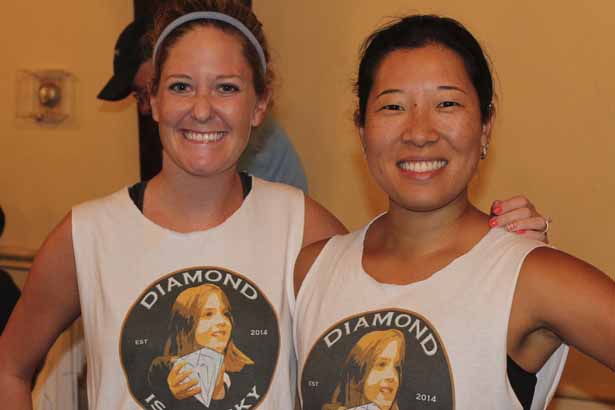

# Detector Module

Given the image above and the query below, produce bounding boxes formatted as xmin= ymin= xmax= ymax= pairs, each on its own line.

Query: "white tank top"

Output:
xmin=72 ymin=177 xmax=303 ymax=410
xmin=294 ymin=223 xmax=568 ymax=410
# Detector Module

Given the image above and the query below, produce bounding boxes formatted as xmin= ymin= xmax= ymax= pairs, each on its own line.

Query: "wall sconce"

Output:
xmin=16 ymin=70 xmax=75 ymax=125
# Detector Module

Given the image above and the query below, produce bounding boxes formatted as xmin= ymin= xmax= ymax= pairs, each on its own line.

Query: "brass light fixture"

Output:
xmin=16 ymin=70 xmax=75 ymax=125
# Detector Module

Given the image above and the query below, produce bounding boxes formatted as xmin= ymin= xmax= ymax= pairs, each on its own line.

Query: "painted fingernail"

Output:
xmin=489 ymin=218 xmax=498 ymax=227
xmin=515 ymin=229 xmax=526 ymax=235
xmin=492 ymin=206 xmax=503 ymax=215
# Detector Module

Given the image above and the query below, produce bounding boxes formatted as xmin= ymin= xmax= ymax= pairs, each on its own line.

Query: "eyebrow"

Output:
xmin=164 ymin=74 xmax=243 ymax=81
xmin=438 ymin=85 xmax=467 ymax=94
xmin=375 ymin=85 xmax=467 ymax=99
xmin=216 ymin=74 xmax=242 ymax=81
xmin=375 ymin=89 xmax=403 ymax=99
xmin=164 ymin=74 xmax=192 ymax=81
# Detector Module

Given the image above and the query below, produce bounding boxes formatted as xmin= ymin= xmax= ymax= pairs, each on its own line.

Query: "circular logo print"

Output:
xmin=120 ymin=266 xmax=280 ymax=410
xmin=301 ymin=309 xmax=454 ymax=410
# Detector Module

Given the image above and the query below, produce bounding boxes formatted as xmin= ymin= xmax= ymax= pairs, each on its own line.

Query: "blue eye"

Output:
xmin=218 ymin=83 xmax=240 ymax=94
xmin=169 ymin=82 xmax=191 ymax=93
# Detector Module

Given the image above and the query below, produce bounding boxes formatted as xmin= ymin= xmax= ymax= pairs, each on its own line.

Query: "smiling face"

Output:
xmin=363 ymin=339 xmax=401 ymax=410
xmin=151 ymin=25 xmax=269 ymax=178
xmin=194 ymin=291 xmax=232 ymax=353
xmin=360 ymin=44 xmax=492 ymax=213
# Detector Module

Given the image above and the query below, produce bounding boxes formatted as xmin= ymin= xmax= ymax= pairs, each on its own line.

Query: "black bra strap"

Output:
xmin=128 ymin=180 xmax=148 ymax=213
xmin=128 ymin=174 xmax=252 ymax=214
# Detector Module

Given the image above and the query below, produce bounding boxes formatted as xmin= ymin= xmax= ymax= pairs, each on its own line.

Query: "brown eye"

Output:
xmin=375 ymin=359 xmax=387 ymax=368
xmin=381 ymin=104 xmax=403 ymax=111
xmin=437 ymin=101 xmax=460 ymax=108
xmin=218 ymin=83 xmax=240 ymax=94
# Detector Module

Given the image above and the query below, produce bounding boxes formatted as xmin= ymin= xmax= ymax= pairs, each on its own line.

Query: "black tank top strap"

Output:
xmin=239 ymin=171 xmax=252 ymax=198
xmin=507 ymin=355 xmax=537 ymax=409
xmin=128 ymin=180 xmax=148 ymax=213
xmin=127 ymin=174 xmax=252 ymax=214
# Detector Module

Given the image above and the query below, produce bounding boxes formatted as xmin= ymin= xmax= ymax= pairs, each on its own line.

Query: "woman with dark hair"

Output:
xmin=295 ymin=15 xmax=614 ymax=410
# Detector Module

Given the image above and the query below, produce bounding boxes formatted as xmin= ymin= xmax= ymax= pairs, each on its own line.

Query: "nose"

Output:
xmin=212 ymin=313 xmax=229 ymax=328
xmin=382 ymin=367 xmax=398 ymax=384
xmin=191 ymin=93 xmax=213 ymax=123
xmin=400 ymin=105 xmax=439 ymax=147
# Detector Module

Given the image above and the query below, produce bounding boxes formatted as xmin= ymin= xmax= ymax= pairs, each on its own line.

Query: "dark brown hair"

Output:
xmin=355 ymin=15 xmax=494 ymax=127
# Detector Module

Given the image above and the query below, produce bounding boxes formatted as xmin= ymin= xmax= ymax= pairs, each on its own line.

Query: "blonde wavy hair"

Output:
xmin=163 ymin=284 xmax=253 ymax=372
xmin=324 ymin=329 xmax=405 ymax=410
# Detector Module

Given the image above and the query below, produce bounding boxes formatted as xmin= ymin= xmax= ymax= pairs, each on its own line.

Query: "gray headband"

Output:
xmin=153 ymin=11 xmax=267 ymax=74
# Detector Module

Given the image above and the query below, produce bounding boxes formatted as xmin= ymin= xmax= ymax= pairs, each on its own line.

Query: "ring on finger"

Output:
xmin=541 ymin=216 xmax=553 ymax=234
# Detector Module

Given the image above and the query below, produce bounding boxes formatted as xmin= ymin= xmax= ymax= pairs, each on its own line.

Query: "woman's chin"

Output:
xmin=206 ymin=339 xmax=229 ymax=354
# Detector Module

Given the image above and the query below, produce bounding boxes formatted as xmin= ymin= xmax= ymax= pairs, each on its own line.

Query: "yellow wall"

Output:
xmin=0 ymin=0 xmax=138 ymax=252
xmin=255 ymin=0 xmax=615 ymax=403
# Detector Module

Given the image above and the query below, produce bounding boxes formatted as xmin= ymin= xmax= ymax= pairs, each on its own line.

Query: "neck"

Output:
xmin=373 ymin=190 xmax=487 ymax=256
xmin=145 ymin=161 xmax=244 ymax=233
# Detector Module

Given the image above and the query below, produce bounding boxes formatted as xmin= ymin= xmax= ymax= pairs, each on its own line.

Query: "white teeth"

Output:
xmin=184 ymin=131 xmax=225 ymax=142
xmin=398 ymin=160 xmax=447 ymax=172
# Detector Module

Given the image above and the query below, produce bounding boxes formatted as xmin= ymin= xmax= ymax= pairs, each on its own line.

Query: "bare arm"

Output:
xmin=0 ymin=213 xmax=81 ymax=408
xmin=508 ymin=247 xmax=615 ymax=373
xmin=295 ymin=196 xmax=346 ymax=295
xmin=302 ymin=195 xmax=347 ymax=248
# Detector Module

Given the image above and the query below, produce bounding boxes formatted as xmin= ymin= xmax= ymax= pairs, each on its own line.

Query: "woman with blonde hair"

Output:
xmin=148 ymin=284 xmax=253 ymax=405
xmin=325 ymin=330 xmax=405 ymax=410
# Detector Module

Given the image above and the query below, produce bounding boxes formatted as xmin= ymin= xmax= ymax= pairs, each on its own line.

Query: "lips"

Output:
xmin=183 ymin=130 xmax=227 ymax=142
xmin=210 ymin=330 xmax=228 ymax=338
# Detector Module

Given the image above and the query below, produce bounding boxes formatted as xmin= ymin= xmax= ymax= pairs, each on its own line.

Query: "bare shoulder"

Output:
xmin=302 ymin=195 xmax=347 ymax=248
xmin=294 ymin=238 xmax=331 ymax=297
xmin=21 ymin=211 xmax=80 ymax=326
xmin=514 ymin=246 xmax=615 ymax=370
xmin=517 ymin=246 xmax=614 ymax=322
xmin=520 ymin=246 xmax=612 ymax=293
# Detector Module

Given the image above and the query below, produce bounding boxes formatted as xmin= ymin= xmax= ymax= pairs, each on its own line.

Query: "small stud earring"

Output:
xmin=480 ymin=143 xmax=489 ymax=160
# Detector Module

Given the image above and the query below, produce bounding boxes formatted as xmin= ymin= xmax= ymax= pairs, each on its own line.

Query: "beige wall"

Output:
xmin=255 ymin=0 xmax=615 ymax=404
xmin=0 ymin=0 xmax=138 ymax=253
